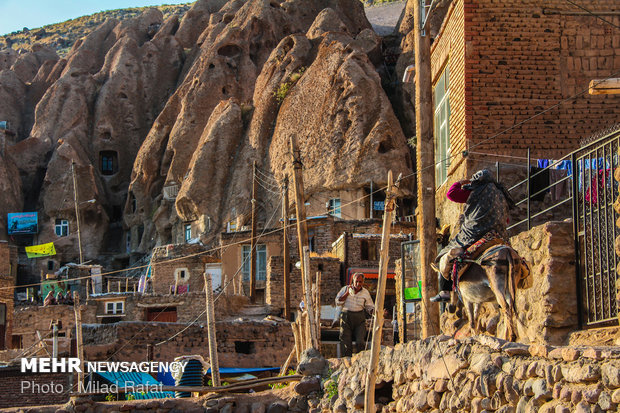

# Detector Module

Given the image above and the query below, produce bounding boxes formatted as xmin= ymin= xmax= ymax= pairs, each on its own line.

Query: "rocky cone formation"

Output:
xmin=126 ymin=0 xmax=414 ymax=254
xmin=0 ymin=0 xmax=415 ymax=268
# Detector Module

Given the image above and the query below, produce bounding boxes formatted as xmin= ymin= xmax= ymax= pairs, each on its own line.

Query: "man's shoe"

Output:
xmin=430 ymin=291 xmax=451 ymax=302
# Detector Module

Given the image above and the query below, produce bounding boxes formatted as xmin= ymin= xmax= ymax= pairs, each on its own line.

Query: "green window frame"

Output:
xmin=434 ymin=65 xmax=451 ymax=187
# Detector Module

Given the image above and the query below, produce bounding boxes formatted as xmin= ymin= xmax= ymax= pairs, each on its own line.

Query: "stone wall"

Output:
xmin=266 ymin=256 xmax=341 ymax=315
xmin=7 ymin=292 xmax=247 ymax=357
xmin=322 ymin=335 xmax=620 ymax=413
xmin=438 ymin=221 xmax=578 ymax=345
xmin=82 ymin=319 xmax=294 ymax=368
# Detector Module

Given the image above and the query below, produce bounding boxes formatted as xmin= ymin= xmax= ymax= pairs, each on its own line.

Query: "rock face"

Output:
xmin=3 ymin=7 xmax=184 ymax=267
xmin=126 ymin=0 xmax=413 ymax=253
xmin=0 ymin=0 xmax=414 ymax=268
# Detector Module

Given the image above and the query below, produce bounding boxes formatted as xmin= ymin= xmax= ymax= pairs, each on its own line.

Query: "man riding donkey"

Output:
xmin=431 ymin=169 xmax=516 ymax=302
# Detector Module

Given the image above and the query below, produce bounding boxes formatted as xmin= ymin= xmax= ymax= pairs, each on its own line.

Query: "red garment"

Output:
xmin=447 ymin=182 xmax=471 ymax=203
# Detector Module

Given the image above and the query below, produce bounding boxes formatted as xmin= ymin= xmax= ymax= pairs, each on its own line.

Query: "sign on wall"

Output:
xmin=7 ymin=212 xmax=38 ymax=234
xmin=25 ymin=242 xmax=56 ymax=258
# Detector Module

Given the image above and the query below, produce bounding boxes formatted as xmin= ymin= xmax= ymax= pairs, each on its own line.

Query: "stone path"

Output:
xmin=364 ymin=1 xmax=407 ymax=36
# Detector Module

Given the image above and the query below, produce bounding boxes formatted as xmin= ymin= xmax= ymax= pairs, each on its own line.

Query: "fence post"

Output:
xmin=527 ymin=148 xmax=531 ymax=230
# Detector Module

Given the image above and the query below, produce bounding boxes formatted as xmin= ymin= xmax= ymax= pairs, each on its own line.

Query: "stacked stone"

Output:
xmin=321 ymin=335 xmax=620 ymax=413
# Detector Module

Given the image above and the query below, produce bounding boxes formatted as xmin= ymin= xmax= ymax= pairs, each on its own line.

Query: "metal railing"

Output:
xmin=499 ymin=126 xmax=620 ymax=327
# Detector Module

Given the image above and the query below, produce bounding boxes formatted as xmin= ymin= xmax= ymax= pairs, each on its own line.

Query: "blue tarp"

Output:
xmin=95 ymin=371 xmax=174 ymax=400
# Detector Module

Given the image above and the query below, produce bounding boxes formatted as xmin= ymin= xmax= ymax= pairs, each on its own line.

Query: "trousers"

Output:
xmin=339 ymin=310 xmax=367 ymax=357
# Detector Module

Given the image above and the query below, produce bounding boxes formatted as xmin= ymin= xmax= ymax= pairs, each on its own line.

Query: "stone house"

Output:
xmin=428 ymin=0 xmax=620 ymax=224
xmin=221 ymin=214 xmax=416 ymax=314
xmin=150 ymin=243 xmax=221 ymax=295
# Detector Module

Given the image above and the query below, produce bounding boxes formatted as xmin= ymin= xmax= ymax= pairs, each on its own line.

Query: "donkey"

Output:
xmin=455 ymin=245 xmax=526 ymax=341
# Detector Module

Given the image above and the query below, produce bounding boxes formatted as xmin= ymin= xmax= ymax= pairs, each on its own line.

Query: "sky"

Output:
xmin=0 ymin=0 xmax=191 ymax=36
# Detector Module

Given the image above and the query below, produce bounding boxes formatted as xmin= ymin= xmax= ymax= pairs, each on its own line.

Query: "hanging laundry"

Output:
xmin=530 ymin=167 xmax=549 ymax=201
xmin=549 ymin=169 xmax=568 ymax=202
xmin=537 ymin=159 xmax=549 ymax=169
xmin=585 ymin=169 xmax=611 ymax=204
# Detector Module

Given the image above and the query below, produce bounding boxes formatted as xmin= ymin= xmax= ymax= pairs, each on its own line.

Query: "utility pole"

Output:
xmin=71 ymin=161 xmax=84 ymax=265
xmin=365 ymin=171 xmax=398 ymax=413
xmin=282 ymin=175 xmax=291 ymax=321
xmin=73 ymin=292 xmax=84 ymax=392
xmin=414 ymin=0 xmax=439 ymax=338
xmin=289 ymin=135 xmax=310 ymax=298
xmin=250 ymin=161 xmax=257 ymax=303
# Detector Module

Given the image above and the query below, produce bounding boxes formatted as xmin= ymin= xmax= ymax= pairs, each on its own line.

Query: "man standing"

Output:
xmin=335 ymin=272 xmax=375 ymax=357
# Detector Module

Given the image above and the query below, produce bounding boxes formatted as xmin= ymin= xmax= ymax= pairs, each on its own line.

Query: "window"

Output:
xmin=242 ymin=244 xmax=266 ymax=281
xmin=434 ymin=65 xmax=451 ymax=187
xmin=328 ymin=198 xmax=341 ymax=218
xmin=184 ymin=224 xmax=192 ymax=242
xmin=47 ymin=261 xmax=54 ymax=271
xmin=55 ymin=219 xmax=69 ymax=237
xmin=361 ymin=239 xmax=378 ymax=261
xmin=174 ymin=268 xmax=190 ymax=283
xmin=100 ymin=151 xmax=118 ymax=175
xmin=105 ymin=301 xmax=124 ymax=315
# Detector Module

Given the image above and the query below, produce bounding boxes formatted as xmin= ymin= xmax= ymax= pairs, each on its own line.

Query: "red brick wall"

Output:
xmin=0 ymin=368 xmax=70 ymax=408
xmin=432 ymin=0 xmax=620 ymax=172
xmin=0 ymin=243 xmax=19 ymax=350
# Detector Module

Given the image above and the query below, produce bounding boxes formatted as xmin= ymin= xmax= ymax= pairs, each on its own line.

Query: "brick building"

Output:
xmin=0 ymin=241 xmax=17 ymax=350
xmin=429 ymin=0 xmax=620 ymax=224
xmin=151 ymin=243 xmax=220 ymax=295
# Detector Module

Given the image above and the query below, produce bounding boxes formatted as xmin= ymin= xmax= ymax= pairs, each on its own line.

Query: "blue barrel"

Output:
xmin=175 ymin=359 xmax=204 ymax=398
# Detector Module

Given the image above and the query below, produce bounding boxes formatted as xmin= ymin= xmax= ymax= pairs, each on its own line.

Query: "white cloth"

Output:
xmin=335 ymin=286 xmax=374 ymax=313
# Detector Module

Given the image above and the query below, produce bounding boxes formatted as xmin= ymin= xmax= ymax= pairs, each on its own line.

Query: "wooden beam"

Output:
xmin=250 ymin=161 xmax=257 ymax=303
xmin=289 ymin=135 xmax=310 ymax=297
xmin=73 ymin=292 xmax=84 ymax=392
xmin=203 ymin=271 xmax=220 ymax=386
xmin=364 ymin=171 xmax=397 ymax=413
xmin=589 ymin=78 xmax=620 ymax=95
xmin=282 ymin=175 xmax=291 ymax=321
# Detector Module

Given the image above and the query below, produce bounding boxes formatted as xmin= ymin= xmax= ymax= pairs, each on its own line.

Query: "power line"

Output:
xmin=7 ymin=70 xmax=620 ymax=293
xmin=562 ymin=0 xmax=620 ymax=30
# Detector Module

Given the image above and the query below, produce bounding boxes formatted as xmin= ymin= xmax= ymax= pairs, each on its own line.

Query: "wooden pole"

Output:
xmin=414 ymin=0 xmax=439 ymax=338
xmin=292 ymin=320 xmax=301 ymax=362
xmin=125 ymin=278 xmax=129 ymax=292
xmin=117 ymin=281 xmax=121 ymax=293
xmin=282 ymin=175 xmax=291 ymax=321
xmin=107 ymin=280 xmax=110 ymax=293
xmin=203 ymin=271 xmax=220 ymax=386
xmin=71 ymin=161 xmax=84 ymax=265
xmin=302 ymin=247 xmax=318 ymax=349
xmin=279 ymin=346 xmax=296 ymax=376
xmin=289 ymin=135 xmax=310 ymax=297
xmin=250 ymin=161 xmax=257 ymax=303
xmin=364 ymin=171 xmax=397 ymax=413
xmin=315 ymin=271 xmax=322 ymax=350
xmin=73 ymin=292 xmax=84 ymax=392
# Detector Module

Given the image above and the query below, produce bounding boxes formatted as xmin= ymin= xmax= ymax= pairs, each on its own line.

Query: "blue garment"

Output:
xmin=537 ymin=159 xmax=549 ymax=168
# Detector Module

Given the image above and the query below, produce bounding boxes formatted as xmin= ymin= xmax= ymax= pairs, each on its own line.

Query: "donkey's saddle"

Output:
xmin=451 ymin=231 xmax=531 ymax=289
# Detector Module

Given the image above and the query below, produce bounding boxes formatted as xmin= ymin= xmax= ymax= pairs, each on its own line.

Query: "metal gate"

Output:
xmin=573 ymin=129 xmax=620 ymax=326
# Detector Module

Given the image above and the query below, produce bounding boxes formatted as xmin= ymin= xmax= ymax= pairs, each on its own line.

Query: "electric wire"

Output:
xmin=562 ymin=0 xmax=620 ymax=30
xmin=153 ymin=190 xmax=285 ymax=346
xmin=6 ymin=71 xmax=620 ymax=293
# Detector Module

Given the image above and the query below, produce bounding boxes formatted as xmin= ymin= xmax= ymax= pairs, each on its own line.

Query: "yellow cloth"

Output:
xmin=25 ymin=242 xmax=56 ymax=258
